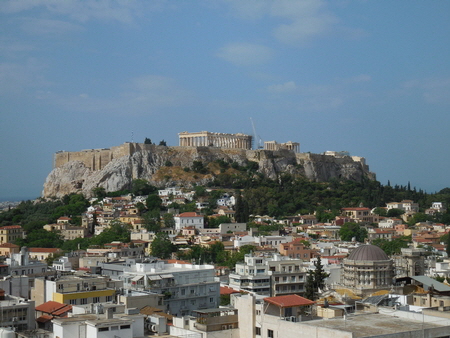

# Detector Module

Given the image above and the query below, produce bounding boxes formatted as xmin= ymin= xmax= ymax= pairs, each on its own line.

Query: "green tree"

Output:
xmin=339 ymin=222 xmax=368 ymax=242
xmin=373 ymin=237 xmax=410 ymax=255
xmin=207 ymin=215 xmax=231 ymax=228
xmin=163 ymin=213 xmax=175 ymax=228
xmin=146 ymin=194 xmax=162 ymax=211
xmin=372 ymin=207 xmax=387 ymax=216
xmin=92 ymin=187 xmax=106 ymax=199
xmin=387 ymin=208 xmax=405 ymax=218
xmin=151 ymin=232 xmax=175 ymax=259
xmin=159 ymin=140 xmax=167 ymax=146
xmin=143 ymin=209 xmax=161 ymax=232
xmin=447 ymin=233 xmax=450 ymax=257
xmin=314 ymin=256 xmax=328 ymax=291
xmin=144 ymin=138 xmax=152 ymax=144
xmin=304 ymin=271 xmax=315 ymax=300
xmin=131 ymin=179 xmax=156 ymax=196
xmin=90 ymin=220 xmax=131 ymax=247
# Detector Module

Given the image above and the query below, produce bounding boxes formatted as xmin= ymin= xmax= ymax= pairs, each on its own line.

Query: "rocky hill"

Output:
xmin=42 ymin=145 xmax=376 ymax=198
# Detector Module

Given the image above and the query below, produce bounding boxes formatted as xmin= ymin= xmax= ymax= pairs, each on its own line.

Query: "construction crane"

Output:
xmin=250 ymin=117 xmax=263 ymax=149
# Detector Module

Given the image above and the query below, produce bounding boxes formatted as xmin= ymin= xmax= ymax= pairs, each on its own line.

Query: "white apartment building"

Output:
xmin=174 ymin=212 xmax=204 ymax=231
xmin=378 ymin=217 xmax=403 ymax=228
xmin=229 ymin=253 xmax=307 ymax=296
xmin=103 ymin=260 xmax=220 ymax=317
xmin=386 ymin=200 xmax=419 ymax=213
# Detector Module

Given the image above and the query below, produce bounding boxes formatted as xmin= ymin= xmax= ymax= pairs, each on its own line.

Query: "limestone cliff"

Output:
xmin=42 ymin=145 xmax=376 ymax=198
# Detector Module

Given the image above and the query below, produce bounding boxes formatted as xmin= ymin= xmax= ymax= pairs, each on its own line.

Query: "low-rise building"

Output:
xmin=174 ymin=212 xmax=204 ymax=231
xmin=99 ymin=259 xmax=220 ymax=317
xmin=0 ymin=291 xmax=36 ymax=332
xmin=0 ymin=225 xmax=26 ymax=244
xmin=31 ymin=274 xmax=117 ymax=307
xmin=279 ymin=238 xmax=319 ymax=260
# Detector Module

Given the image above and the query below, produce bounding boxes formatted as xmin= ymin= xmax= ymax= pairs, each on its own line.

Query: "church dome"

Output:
xmin=347 ymin=245 xmax=389 ymax=261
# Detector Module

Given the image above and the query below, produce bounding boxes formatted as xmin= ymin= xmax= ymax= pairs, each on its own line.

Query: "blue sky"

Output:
xmin=1 ymin=0 xmax=450 ymax=201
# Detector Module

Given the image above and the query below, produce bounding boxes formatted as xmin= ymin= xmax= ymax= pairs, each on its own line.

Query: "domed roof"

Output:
xmin=347 ymin=245 xmax=389 ymax=261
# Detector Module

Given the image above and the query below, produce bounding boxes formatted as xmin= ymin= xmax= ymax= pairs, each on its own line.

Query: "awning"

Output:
xmin=148 ymin=275 xmax=162 ymax=281
xmin=160 ymin=274 xmax=174 ymax=279
xmin=131 ymin=275 xmax=144 ymax=282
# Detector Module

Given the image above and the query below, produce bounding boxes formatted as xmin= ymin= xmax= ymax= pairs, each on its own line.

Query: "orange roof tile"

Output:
xmin=178 ymin=212 xmax=201 ymax=217
xmin=0 ymin=243 xmax=19 ymax=248
xmin=29 ymin=248 xmax=61 ymax=253
xmin=264 ymin=294 xmax=315 ymax=308
xmin=0 ymin=225 xmax=23 ymax=230
xmin=220 ymin=286 xmax=240 ymax=295
xmin=36 ymin=301 xmax=68 ymax=314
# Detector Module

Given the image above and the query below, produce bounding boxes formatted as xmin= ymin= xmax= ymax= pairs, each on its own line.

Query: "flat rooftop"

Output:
xmin=303 ymin=313 xmax=448 ymax=337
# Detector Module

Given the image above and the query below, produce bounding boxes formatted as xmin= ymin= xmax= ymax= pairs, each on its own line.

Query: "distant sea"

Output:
xmin=0 ymin=196 xmax=37 ymax=203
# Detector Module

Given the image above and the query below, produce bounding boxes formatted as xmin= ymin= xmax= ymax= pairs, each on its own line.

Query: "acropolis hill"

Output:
xmin=43 ymin=131 xmax=375 ymax=198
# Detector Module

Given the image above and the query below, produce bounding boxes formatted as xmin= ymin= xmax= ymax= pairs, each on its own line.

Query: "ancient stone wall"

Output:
xmin=54 ymin=142 xmax=155 ymax=171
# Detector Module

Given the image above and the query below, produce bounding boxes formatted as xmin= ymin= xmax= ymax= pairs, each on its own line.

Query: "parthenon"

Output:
xmin=178 ymin=131 xmax=252 ymax=150
xmin=264 ymin=140 xmax=300 ymax=153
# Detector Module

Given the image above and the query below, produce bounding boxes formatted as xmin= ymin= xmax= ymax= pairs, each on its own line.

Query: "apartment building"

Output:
xmin=229 ymin=253 xmax=307 ymax=297
xmin=31 ymin=274 xmax=117 ymax=307
xmin=99 ymin=259 xmax=220 ymax=317
xmin=0 ymin=225 xmax=26 ymax=244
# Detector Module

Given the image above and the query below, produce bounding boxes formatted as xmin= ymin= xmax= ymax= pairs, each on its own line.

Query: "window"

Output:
xmin=210 ymin=297 xmax=214 ymax=303
xmin=181 ymin=288 xmax=186 ymax=295
xmin=98 ymin=327 xmax=109 ymax=332
xmin=120 ymin=325 xmax=131 ymax=329
xmin=111 ymin=326 xmax=119 ymax=331
xmin=93 ymin=297 xmax=100 ymax=303
xmin=268 ymin=329 xmax=274 ymax=338
xmin=69 ymin=299 xmax=77 ymax=305
xmin=80 ymin=298 xmax=88 ymax=305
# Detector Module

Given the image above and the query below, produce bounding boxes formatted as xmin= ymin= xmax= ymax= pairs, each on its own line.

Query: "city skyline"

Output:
xmin=1 ymin=0 xmax=450 ymax=201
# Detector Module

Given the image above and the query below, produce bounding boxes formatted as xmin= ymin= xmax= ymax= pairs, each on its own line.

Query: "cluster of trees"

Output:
xmin=144 ymin=138 xmax=167 ymax=146
xmin=176 ymin=243 xmax=255 ymax=268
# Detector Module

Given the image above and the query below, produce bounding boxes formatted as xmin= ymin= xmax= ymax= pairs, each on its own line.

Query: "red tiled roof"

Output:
xmin=220 ymin=286 xmax=240 ymax=295
xmin=29 ymin=248 xmax=61 ymax=253
xmin=178 ymin=212 xmax=201 ymax=217
xmin=36 ymin=301 xmax=69 ymax=314
xmin=52 ymin=304 xmax=72 ymax=316
xmin=0 ymin=243 xmax=19 ymax=248
xmin=0 ymin=225 xmax=23 ymax=230
xmin=264 ymin=294 xmax=315 ymax=308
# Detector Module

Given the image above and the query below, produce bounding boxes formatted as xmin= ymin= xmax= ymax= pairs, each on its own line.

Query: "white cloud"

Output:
xmin=267 ymin=81 xmax=297 ymax=94
xmin=223 ymin=0 xmax=360 ymax=45
xmin=20 ymin=18 xmax=82 ymax=35
xmin=37 ymin=74 xmax=195 ymax=116
xmin=0 ymin=59 xmax=49 ymax=96
xmin=0 ymin=0 xmax=143 ymax=24
xmin=217 ymin=42 xmax=273 ymax=66
xmin=264 ymin=74 xmax=373 ymax=112
xmin=399 ymin=78 xmax=450 ymax=104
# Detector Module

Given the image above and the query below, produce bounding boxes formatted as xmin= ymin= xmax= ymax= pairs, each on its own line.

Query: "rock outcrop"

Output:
xmin=42 ymin=145 xmax=376 ymax=198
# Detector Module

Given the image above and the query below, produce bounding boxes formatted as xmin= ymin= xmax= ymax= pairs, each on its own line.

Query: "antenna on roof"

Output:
xmin=131 ymin=131 xmax=134 ymax=143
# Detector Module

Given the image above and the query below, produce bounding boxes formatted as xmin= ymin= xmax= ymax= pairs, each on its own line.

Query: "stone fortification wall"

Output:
xmin=54 ymin=143 xmax=155 ymax=171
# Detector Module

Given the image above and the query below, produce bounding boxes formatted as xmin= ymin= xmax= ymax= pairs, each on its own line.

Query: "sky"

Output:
xmin=1 ymin=0 xmax=450 ymax=201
